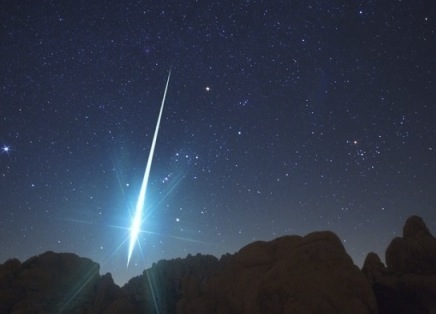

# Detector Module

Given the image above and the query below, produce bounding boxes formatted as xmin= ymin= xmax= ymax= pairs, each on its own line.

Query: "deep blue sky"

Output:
xmin=1 ymin=0 xmax=435 ymax=285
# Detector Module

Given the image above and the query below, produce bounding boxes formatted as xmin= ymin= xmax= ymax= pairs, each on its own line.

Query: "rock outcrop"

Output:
xmin=0 ymin=251 xmax=99 ymax=313
xmin=363 ymin=215 xmax=436 ymax=314
xmin=177 ymin=231 xmax=377 ymax=314
xmin=0 ymin=251 xmax=134 ymax=313
xmin=121 ymin=253 xmax=223 ymax=314
xmin=386 ymin=215 xmax=436 ymax=276
xmin=1 ymin=215 xmax=435 ymax=314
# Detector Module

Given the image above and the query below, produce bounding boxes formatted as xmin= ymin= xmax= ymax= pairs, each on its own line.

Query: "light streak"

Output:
xmin=127 ymin=70 xmax=171 ymax=266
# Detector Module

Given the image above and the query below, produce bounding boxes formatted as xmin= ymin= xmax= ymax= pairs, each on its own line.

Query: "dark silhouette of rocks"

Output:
xmin=0 ymin=215 xmax=435 ymax=313
xmin=386 ymin=215 xmax=436 ymax=276
xmin=0 ymin=251 xmax=136 ymax=313
xmin=0 ymin=251 xmax=100 ymax=313
xmin=177 ymin=231 xmax=377 ymax=313
xmin=121 ymin=253 xmax=223 ymax=313
xmin=363 ymin=215 xmax=436 ymax=314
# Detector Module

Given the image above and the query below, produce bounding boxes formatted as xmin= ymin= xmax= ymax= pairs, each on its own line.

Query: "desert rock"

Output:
xmin=177 ymin=231 xmax=377 ymax=314
xmin=364 ymin=215 xmax=436 ymax=314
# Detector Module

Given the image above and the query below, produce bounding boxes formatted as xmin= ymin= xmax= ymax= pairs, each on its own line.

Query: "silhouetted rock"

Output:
xmin=0 ymin=258 xmax=24 ymax=313
xmin=0 ymin=251 xmax=137 ymax=313
xmin=93 ymin=272 xmax=124 ymax=313
xmin=121 ymin=253 xmax=222 ymax=314
xmin=3 ymin=216 xmax=435 ymax=313
xmin=0 ymin=251 xmax=100 ymax=313
xmin=362 ymin=252 xmax=387 ymax=285
xmin=363 ymin=215 xmax=436 ymax=314
xmin=386 ymin=215 xmax=436 ymax=276
xmin=177 ymin=231 xmax=377 ymax=314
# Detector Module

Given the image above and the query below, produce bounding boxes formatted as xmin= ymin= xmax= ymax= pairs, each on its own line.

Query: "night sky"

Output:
xmin=1 ymin=1 xmax=435 ymax=285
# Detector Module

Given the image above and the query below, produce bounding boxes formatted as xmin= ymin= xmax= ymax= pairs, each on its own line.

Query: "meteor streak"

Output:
xmin=127 ymin=70 xmax=171 ymax=266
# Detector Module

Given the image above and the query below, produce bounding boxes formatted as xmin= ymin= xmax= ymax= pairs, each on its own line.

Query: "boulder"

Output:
xmin=121 ymin=253 xmax=222 ymax=314
xmin=363 ymin=215 xmax=436 ymax=314
xmin=0 ymin=252 xmax=141 ymax=313
xmin=93 ymin=272 xmax=124 ymax=313
xmin=177 ymin=231 xmax=377 ymax=314
xmin=0 ymin=251 xmax=100 ymax=313
xmin=386 ymin=215 xmax=436 ymax=276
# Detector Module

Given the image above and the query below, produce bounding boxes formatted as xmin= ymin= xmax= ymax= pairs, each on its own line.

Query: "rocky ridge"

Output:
xmin=0 ymin=215 xmax=435 ymax=313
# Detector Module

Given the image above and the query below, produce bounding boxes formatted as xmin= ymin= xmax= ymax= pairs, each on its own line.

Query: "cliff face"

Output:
xmin=1 ymin=215 xmax=435 ymax=314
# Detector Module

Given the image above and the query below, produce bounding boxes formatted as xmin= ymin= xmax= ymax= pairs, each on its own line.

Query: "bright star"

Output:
xmin=2 ymin=145 xmax=10 ymax=153
xmin=205 ymin=86 xmax=211 ymax=92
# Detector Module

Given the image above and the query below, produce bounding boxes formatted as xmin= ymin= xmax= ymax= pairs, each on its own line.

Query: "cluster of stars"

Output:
xmin=0 ymin=0 xmax=434 ymax=286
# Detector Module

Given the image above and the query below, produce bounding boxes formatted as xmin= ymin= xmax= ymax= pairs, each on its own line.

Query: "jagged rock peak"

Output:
xmin=386 ymin=215 xmax=436 ymax=275
xmin=362 ymin=252 xmax=385 ymax=274
xmin=365 ymin=216 xmax=436 ymax=313
xmin=403 ymin=215 xmax=433 ymax=238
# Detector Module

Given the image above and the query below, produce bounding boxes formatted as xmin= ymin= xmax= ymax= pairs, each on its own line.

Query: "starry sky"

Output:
xmin=1 ymin=0 xmax=435 ymax=285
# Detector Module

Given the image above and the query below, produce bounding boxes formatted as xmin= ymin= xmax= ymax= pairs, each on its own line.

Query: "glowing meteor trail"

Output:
xmin=127 ymin=70 xmax=171 ymax=266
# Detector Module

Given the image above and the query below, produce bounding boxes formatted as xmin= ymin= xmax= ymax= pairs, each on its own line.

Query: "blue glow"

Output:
xmin=127 ymin=70 xmax=171 ymax=266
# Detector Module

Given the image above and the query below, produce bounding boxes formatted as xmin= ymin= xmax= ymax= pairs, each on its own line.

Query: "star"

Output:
xmin=0 ymin=0 xmax=433 ymax=288
xmin=1 ymin=145 xmax=10 ymax=153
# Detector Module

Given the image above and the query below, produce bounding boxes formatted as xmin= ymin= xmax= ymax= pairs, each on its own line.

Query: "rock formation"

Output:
xmin=1 ymin=215 xmax=435 ymax=313
xmin=363 ymin=215 xmax=436 ymax=314
xmin=386 ymin=215 xmax=436 ymax=276
xmin=177 ymin=231 xmax=377 ymax=314
xmin=0 ymin=251 xmax=99 ymax=313
xmin=0 ymin=251 xmax=135 ymax=313
xmin=121 ymin=253 xmax=223 ymax=314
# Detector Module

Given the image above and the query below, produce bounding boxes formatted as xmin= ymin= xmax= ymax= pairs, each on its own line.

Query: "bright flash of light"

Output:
xmin=127 ymin=70 xmax=171 ymax=266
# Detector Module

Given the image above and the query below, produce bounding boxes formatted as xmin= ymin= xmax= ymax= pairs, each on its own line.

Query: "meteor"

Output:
xmin=127 ymin=70 xmax=171 ymax=266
